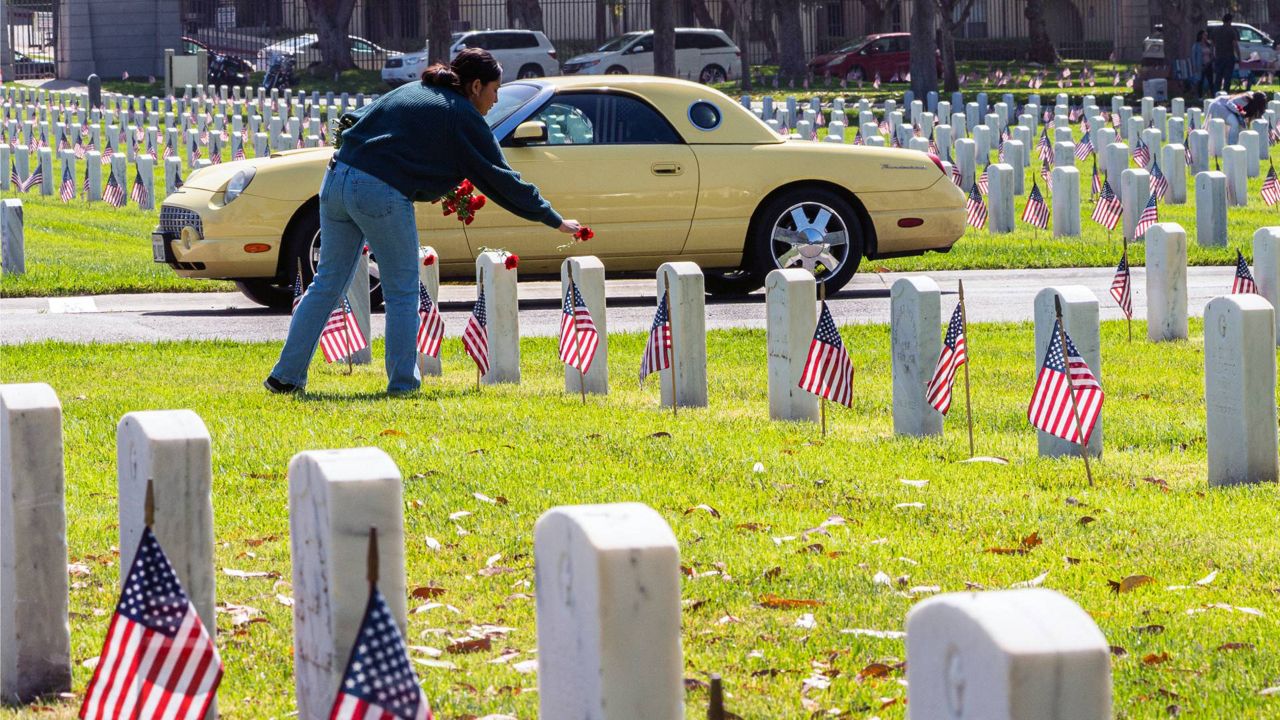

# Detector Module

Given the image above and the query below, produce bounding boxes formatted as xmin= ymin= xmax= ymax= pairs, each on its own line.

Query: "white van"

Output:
xmin=1144 ymin=21 xmax=1279 ymax=69
xmin=382 ymin=29 xmax=559 ymax=87
xmin=562 ymin=28 xmax=741 ymax=84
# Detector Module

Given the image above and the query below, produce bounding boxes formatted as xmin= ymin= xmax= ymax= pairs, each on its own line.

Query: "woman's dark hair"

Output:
xmin=421 ymin=48 xmax=502 ymax=94
xmin=1196 ymin=30 xmax=1207 ymax=42
xmin=1241 ymin=91 xmax=1267 ymax=120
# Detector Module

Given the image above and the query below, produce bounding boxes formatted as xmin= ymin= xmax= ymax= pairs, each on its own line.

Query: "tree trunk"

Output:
xmin=775 ymin=0 xmax=805 ymax=81
xmin=723 ymin=0 xmax=752 ymax=89
xmin=426 ymin=0 xmax=453 ymax=66
xmin=507 ymin=0 xmax=546 ymax=31
xmin=305 ymin=0 xmax=358 ymax=72
xmin=860 ymin=0 xmax=900 ymax=35
xmin=596 ymin=0 xmax=607 ymax=46
xmin=910 ymin=0 xmax=938 ymax=98
xmin=1024 ymin=0 xmax=1057 ymax=64
xmin=1158 ymin=0 xmax=1189 ymax=79
xmin=653 ymin=0 xmax=677 ymax=76
xmin=690 ymin=0 xmax=716 ymax=27
xmin=939 ymin=22 xmax=957 ymax=92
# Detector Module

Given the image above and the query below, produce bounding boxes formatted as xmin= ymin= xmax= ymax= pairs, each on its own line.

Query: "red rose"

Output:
xmin=442 ymin=204 xmax=454 ymax=216
xmin=469 ymin=195 xmax=486 ymax=211
xmin=423 ymin=253 xmax=437 ymax=266
xmin=464 ymin=215 xmax=474 ymax=225
xmin=504 ymin=253 xmax=519 ymax=269
xmin=458 ymin=179 xmax=473 ymax=195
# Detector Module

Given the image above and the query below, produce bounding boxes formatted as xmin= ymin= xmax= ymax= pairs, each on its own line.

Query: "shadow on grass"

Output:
xmin=293 ymin=386 xmax=481 ymax=403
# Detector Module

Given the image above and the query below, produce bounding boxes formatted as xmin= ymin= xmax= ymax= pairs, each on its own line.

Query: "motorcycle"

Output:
xmin=208 ymin=53 xmax=250 ymax=87
xmin=261 ymin=52 xmax=296 ymax=91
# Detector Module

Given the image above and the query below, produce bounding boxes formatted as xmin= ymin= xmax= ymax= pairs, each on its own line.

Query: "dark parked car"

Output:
xmin=808 ymin=32 xmax=938 ymax=81
xmin=14 ymin=51 xmax=55 ymax=77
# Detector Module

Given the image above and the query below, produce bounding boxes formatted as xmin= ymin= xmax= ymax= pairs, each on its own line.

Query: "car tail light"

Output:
xmin=927 ymin=153 xmax=945 ymax=176
xmin=547 ymin=49 xmax=557 ymax=59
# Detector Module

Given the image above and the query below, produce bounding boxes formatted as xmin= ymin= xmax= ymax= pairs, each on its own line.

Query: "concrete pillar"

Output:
xmin=1052 ymin=167 xmax=1081 ymax=238
xmin=765 ymin=269 xmax=819 ymax=423
xmin=1194 ymin=172 xmax=1228 ymax=247
xmin=906 ymin=589 xmax=1111 ymax=720
xmin=0 ymin=384 xmax=72 ymax=703
xmin=476 ymin=251 xmax=520 ymax=384
xmin=656 ymin=262 xmax=708 ymax=408
xmin=1204 ymin=295 xmax=1278 ymax=486
xmin=561 ymin=255 xmax=608 ymax=395
xmin=890 ymin=276 xmax=943 ymax=436
xmin=535 ymin=503 xmax=682 ymax=720
xmin=1033 ymin=286 xmax=1102 ymax=457
xmin=1254 ymin=228 xmax=1280 ymax=346
xmin=1144 ymin=223 xmax=1188 ymax=341
xmin=988 ymin=163 xmax=1015 ymax=234
xmin=1 ymin=200 xmax=23 ymax=275
xmin=1120 ymin=169 xmax=1150 ymax=241
xmin=288 ymin=448 xmax=408 ymax=720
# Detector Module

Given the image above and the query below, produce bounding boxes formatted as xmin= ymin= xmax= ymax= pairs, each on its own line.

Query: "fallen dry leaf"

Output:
xmin=67 ymin=563 xmax=92 ymax=576
xmin=1133 ymin=625 xmax=1165 ymax=634
xmin=1110 ymin=645 xmax=1129 ymax=657
xmin=1195 ymin=570 xmax=1219 ymax=586
xmin=513 ymin=659 xmax=538 ymax=674
xmin=1216 ymin=642 xmax=1254 ymax=651
xmin=447 ymin=637 xmax=492 ymax=654
xmin=1142 ymin=652 xmax=1170 ymax=665
xmin=759 ymin=594 xmax=823 ymax=609
xmin=448 ymin=510 xmax=472 ymax=521
xmin=411 ymin=585 xmax=447 ymax=599
xmin=857 ymin=662 xmax=892 ymax=681
xmin=424 ymin=536 xmax=443 ymax=551
xmin=1109 ymin=575 xmax=1155 ymax=594
xmin=650 ymin=431 xmax=672 ymax=438
xmin=379 ymin=428 xmax=407 ymax=437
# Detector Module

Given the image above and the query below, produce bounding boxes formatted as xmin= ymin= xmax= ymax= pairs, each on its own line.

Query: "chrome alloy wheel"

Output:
xmin=769 ymin=201 xmax=850 ymax=279
xmin=309 ymin=229 xmax=381 ymax=294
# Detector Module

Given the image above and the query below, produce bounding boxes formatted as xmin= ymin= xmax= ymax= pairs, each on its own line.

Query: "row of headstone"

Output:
xmin=0 ymin=387 xmax=1123 ymax=716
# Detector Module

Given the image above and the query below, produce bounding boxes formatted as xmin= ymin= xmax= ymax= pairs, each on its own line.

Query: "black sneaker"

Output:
xmin=263 ymin=376 xmax=301 ymax=394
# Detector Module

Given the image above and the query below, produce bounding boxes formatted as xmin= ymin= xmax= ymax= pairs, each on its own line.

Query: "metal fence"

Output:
xmin=4 ymin=0 xmax=59 ymax=79
xmin=177 ymin=0 xmax=1274 ymax=75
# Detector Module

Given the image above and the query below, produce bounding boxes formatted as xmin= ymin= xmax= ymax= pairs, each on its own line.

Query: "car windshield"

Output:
xmin=598 ymin=32 xmax=643 ymax=52
xmin=487 ymin=83 xmax=540 ymax=129
xmin=833 ymin=36 xmax=869 ymax=53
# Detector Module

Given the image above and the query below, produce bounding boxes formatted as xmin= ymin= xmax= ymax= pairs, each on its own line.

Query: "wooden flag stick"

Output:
xmin=707 ymin=674 xmax=725 ymax=720
xmin=819 ymin=280 xmax=828 ymax=437
xmin=144 ymin=477 xmax=155 ymax=528
xmin=666 ymin=283 xmax=678 ymax=416
xmin=366 ymin=527 xmax=379 ymax=587
xmin=959 ymin=280 xmax=975 ymax=458
xmin=1053 ymin=296 xmax=1095 ymax=486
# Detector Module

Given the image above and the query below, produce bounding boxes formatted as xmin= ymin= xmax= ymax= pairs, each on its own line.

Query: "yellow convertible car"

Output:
xmin=155 ymin=75 xmax=965 ymax=308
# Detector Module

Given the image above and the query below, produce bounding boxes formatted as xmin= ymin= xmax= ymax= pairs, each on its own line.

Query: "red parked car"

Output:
xmin=808 ymin=32 xmax=935 ymax=82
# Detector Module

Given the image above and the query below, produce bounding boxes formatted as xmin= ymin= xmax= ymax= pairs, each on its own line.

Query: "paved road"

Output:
xmin=0 ymin=266 xmax=1242 ymax=345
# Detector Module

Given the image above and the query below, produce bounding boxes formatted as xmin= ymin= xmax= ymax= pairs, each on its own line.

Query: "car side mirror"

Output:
xmin=512 ymin=121 xmax=548 ymax=145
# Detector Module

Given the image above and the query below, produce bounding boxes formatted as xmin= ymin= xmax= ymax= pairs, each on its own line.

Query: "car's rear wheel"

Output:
xmin=699 ymin=64 xmax=727 ymax=84
xmin=745 ymin=187 xmax=864 ymax=295
xmin=517 ymin=63 xmax=543 ymax=79
xmin=605 ymin=65 xmax=628 ymax=74
xmin=847 ymin=66 xmax=865 ymax=82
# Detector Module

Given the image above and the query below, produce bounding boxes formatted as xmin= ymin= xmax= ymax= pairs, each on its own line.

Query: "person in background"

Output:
xmin=1191 ymin=29 xmax=1215 ymax=97
xmin=265 ymin=48 xmax=581 ymax=396
xmin=1206 ymin=90 xmax=1267 ymax=144
xmin=1209 ymin=13 xmax=1242 ymax=92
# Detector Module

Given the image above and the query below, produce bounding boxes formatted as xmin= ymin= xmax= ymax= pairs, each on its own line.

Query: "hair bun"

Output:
xmin=421 ymin=64 xmax=461 ymax=90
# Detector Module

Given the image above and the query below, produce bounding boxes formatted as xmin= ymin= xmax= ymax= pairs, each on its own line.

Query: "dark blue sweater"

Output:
xmin=335 ymin=82 xmax=563 ymax=229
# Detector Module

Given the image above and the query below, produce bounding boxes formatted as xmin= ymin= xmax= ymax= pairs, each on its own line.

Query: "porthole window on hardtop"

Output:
xmin=688 ymin=101 xmax=721 ymax=131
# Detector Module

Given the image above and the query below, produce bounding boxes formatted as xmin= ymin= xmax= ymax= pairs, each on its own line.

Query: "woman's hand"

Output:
xmin=558 ymin=219 xmax=582 ymax=234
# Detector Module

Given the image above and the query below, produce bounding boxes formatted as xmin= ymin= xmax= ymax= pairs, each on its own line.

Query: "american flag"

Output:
xmin=103 ymin=170 xmax=126 ymax=207
xmin=416 ymin=282 xmax=444 ymax=358
xmin=950 ymin=162 xmax=963 ymax=187
xmin=1040 ymin=157 xmax=1052 ymax=188
xmin=798 ymin=301 xmax=853 ymax=407
xmin=639 ymin=294 xmax=673 ymax=383
xmin=59 ymin=162 xmax=75 ymax=202
xmin=291 ymin=268 xmax=305 ymax=313
xmin=8 ymin=161 xmax=19 ymax=191
xmin=129 ymin=166 xmax=148 ymax=206
xmin=81 ymin=162 xmax=90 ymax=197
xmin=1262 ymin=163 xmax=1279 ymax=206
xmin=852 ymin=129 xmax=863 ymax=146
xmin=1132 ymin=140 xmax=1150 ymax=168
xmin=329 ymin=585 xmax=433 ymax=720
xmin=1148 ymin=159 xmax=1167 ymax=200
xmin=1090 ymin=161 xmax=1103 ymax=197
xmin=1075 ymin=130 xmax=1094 ymax=159
xmin=319 ymin=297 xmax=367 ymax=363
xmin=1134 ymin=193 xmax=1158 ymax=239
xmin=997 ymin=134 xmax=1006 ymax=162
xmin=1184 ymin=132 xmax=1193 ymax=165
xmin=976 ymin=163 xmax=990 ymax=195
xmin=462 ymin=287 xmax=490 ymax=375
xmin=78 ymin=527 xmax=222 ymax=720
xmin=924 ymin=303 xmax=967 ymax=414
xmin=232 ymin=142 xmax=246 ymax=161
xmin=558 ymin=281 xmax=599 ymax=374
xmin=1037 ymin=126 xmax=1051 ymax=161
xmin=1022 ymin=181 xmax=1049 ymax=229
xmin=1110 ymin=251 xmax=1132 ymax=319
xmin=965 ymin=183 xmax=987 ymax=228
xmin=928 ymin=136 xmax=940 ymax=156
xmin=1232 ymin=250 xmax=1258 ymax=294
xmin=1091 ymin=179 xmax=1121 ymax=231
xmin=1028 ymin=319 xmax=1104 ymax=444
xmin=102 ymin=143 xmax=114 ymax=161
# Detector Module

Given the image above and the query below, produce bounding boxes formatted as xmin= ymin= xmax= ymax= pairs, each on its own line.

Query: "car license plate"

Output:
xmin=152 ymin=233 xmax=169 ymax=263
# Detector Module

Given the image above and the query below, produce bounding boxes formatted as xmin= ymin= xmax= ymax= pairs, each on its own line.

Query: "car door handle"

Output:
xmin=651 ymin=162 xmax=683 ymax=176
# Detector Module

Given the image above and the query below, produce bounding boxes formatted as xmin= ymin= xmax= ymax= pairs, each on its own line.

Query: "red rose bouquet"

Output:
xmin=434 ymin=179 xmax=487 ymax=225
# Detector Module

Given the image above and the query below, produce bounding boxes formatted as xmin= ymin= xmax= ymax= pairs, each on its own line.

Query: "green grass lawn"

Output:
xmin=1 ymin=322 xmax=1278 ymax=718
xmin=1 ymin=111 xmax=1277 ymax=299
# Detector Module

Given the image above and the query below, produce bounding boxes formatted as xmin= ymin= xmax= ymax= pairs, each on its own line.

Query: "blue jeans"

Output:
xmin=269 ymin=161 xmax=422 ymax=393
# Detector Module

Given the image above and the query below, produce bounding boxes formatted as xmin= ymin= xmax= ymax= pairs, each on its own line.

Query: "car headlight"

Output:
xmin=224 ymin=168 xmax=255 ymax=205
xmin=578 ymin=59 xmax=601 ymax=68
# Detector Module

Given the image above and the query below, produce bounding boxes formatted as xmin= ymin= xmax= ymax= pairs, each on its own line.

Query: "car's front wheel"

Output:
xmin=605 ymin=65 xmax=628 ymax=74
xmin=745 ymin=187 xmax=864 ymax=295
xmin=234 ymin=278 xmax=295 ymax=309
